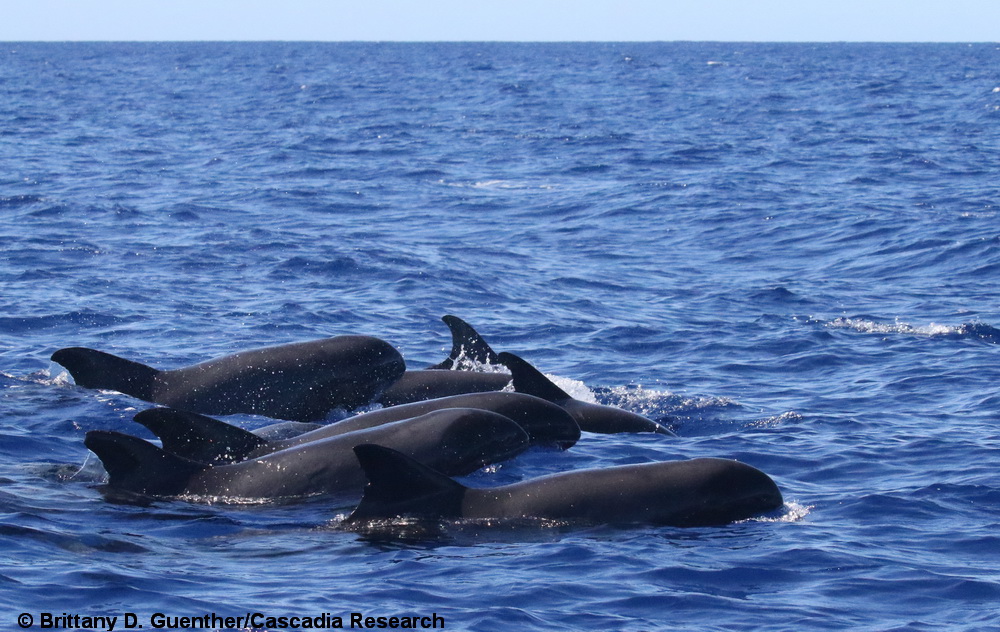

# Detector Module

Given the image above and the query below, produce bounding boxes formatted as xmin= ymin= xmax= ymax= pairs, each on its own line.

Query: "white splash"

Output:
xmin=599 ymin=384 xmax=731 ymax=419
xmin=827 ymin=317 xmax=955 ymax=337
xmin=748 ymin=411 xmax=803 ymax=429
xmin=548 ymin=374 xmax=598 ymax=403
xmin=440 ymin=179 xmax=553 ymax=191
xmin=442 ymin=345 xmax=510 ymax=373
xmin=178 ymin=492 xmax=315 ymax=506
xmin=674 ymin=394 xmax=740 ymax=411
xmin=3 ymin=366 xmax=73 ymax=387
xmin=750 ymin=501 xmax=812 ymax=523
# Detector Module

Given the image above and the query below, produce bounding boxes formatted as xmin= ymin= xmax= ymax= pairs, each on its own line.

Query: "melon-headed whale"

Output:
xmin=52 ymin=336 xmax=405 ymax=422
xmin=345 ymin=445 xmax=784 ymax=528
xmin=85 ymin=408 xmax=530 ymax=500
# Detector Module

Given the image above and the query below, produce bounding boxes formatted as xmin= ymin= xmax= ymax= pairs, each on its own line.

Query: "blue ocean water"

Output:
xmin=2 ymin=41 xmax=1000 ymax=631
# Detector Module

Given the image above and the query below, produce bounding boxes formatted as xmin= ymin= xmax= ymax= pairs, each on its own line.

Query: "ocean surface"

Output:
xmin=2 ymin=42 xmax=1000 ymax=631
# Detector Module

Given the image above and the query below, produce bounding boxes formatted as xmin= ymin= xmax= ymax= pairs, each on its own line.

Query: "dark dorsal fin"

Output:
xmin=133 ymin=408 xmax=267 ymax=465
xmin=51 ymin=347 xmax=159 ymax=401
xmin=344 ymin=444 xmax=467 ymax=524
xmin=84 ymin=430 xmax=205 ymax=496
xmin=498 ymin=352 xmax=572 ymax=403
xmin=428 ymin=315 xmax=502 ymax=369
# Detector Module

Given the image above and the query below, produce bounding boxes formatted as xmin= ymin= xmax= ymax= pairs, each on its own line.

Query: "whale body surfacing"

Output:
xmin=84 ymin=409 xmax=531 ymax=501
xmin=52 ymin=335 xmax=405 ymax=421
xmin=345 ymin=445 xmax=783 ymax=529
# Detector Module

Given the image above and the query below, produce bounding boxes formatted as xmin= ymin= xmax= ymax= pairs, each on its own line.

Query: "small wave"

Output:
xmin=673 ymin=394 xmax=741 ymax=412
xmin=827 ymin=317 xmax=1000 ymax=343
xmin=440 ymin=178 xmax=553 ymax=191
xmin=270 ymin=255 xmax=359 ymax=277
xmin=343 ymin=515 xmax=589 ymax=543
xmin=177 ymin=491 xmax=335 ymax=506
xmin=954 ymin=322 xmax=1000 ymax=343
xmin=598 ymin=385 xmax=738 ymax=421
xmin=24 ymin=452 xmax=107 ymax=483
xmin=49 ymin=368 xmax=74 ymax=387
xmin=828 ymin=316 xmax=952 ymax=336
xmin=1 ymin=367 xmax=72 ymax=387
xmin=474 ymin=179 xmax=515 ymax=189
xmin=0 ymin=309 xmax=131 ymax=334
xmin=751 ymin=286 xmax=797 ymax=301
xmin=0 ymin=194 xmax=46 ymax=209
xmin=67 ymin=453 xmax=110 ymax=483
xmin=751 ymin=501 xmax=812 ymax=523
xmin=598 ymin=385 xmax=673 ymax=415
xmin=0 ymin=523 xmax=149 ymax=554
xmin=747 ymin=411 xmax=804 ymax=429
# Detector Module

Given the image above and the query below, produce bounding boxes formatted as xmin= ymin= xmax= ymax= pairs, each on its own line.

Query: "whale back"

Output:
xmin=376 ymin=369 xmax=512 ymax=407
xmin=469 ymin=457 xmax=784 ymax=526
xmin=345 ymin=447 xmax=783 ymax=528
xmin=153 ymin=335 xmax=406 ymax=421
xmin=55 ymin=336 xmax=406 ymax=421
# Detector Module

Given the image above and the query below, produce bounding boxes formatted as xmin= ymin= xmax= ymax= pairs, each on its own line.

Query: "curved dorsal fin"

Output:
xmin=84 ymin=430 xmax=205 ymax=496
xmin=133 ymin=408 xmax=267 ymax=465
xmin=497 ymin=352 xmax=572 ymax=403
xmin=344 ymin=444 xmax=466 ymax=524
xmin=51 ymin=347 xmax=159 ymax=401
xmin=429 ymin=315 xmax=502 ymax=369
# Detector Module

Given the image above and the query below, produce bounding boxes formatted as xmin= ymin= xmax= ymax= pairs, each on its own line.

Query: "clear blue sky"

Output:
xmin=3 ymin=0 xmax=998 ymax=42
